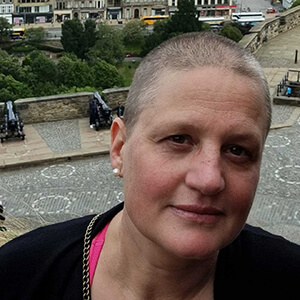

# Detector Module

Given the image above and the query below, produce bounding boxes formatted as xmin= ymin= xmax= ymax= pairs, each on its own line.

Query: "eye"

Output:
xmin=168 ymin=135 xmax=192 ymax=144
xmin=229 ymin=145 xmax=246 ymax=156
xmin=224 ymin=145 xmax=253 ymax=161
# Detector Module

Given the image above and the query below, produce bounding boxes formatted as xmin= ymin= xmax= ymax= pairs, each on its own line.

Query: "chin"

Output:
xmin=163 ymin=235 xmax=225 ymax=261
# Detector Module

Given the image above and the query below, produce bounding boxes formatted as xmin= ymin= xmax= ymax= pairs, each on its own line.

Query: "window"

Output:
xmin=20 ymin=7 xmax=31 ymax=13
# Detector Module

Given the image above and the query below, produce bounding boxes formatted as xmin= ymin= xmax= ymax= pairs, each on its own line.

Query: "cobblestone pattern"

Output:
xmin=271 ymin=105 xmax=296 ymax=126
xmin=33 ymin=120 xmax=81 ymax=153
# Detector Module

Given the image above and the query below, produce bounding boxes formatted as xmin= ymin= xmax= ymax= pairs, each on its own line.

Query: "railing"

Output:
xmin=277 ymin=69 xmax=300 ymax=96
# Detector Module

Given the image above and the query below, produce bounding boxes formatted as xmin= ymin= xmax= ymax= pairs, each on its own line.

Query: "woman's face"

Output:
xmin=116 ymin=67 xmax=267 ymax=260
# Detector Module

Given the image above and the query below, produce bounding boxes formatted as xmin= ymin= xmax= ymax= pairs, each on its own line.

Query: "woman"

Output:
xmin=0 ymin=32 xmax=299 ymax=300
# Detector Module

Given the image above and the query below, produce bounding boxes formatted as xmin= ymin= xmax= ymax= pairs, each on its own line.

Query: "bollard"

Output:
xmin=0 ymin=200 xmax=6 ymax=232
xmin=295 ymin=50 xmax=298 ymax=64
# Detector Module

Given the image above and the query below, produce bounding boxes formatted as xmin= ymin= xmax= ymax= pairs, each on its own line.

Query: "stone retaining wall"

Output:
xmin=102 ymin=87 xmax=130 ymax=108
xmin=14 ymin=92 xmax=92 ymax=124
xmin=239 ymin=6 xmax=300 ymax=53
xmin=14 ymin=88 xmax=130 ymax=124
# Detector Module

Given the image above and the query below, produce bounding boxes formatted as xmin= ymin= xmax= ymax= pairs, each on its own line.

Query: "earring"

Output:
xmin=113 ymin=168 xmax=120 ymax=177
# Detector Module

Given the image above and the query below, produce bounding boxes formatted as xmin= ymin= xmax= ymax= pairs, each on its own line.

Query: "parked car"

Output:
xmin=267 ymin=8 xmax=276 ymax=13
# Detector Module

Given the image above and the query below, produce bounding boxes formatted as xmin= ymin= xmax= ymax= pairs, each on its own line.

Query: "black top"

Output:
xmin=0 ymin=203 xmax=299 ymax=300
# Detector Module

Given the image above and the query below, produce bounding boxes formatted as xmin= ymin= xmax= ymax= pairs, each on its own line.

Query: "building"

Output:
xmin=54 ymin=0 xmax=105 ymax=23
xmin=0 ymin=0 xmax=13 ymax=24
xmin=123 ymin=0 xmax=167 ymax=20
xmin=8 ymin=0 xmax=237 ymax=26
xmin=195 ymin=0 xmax=236 ymax=18
xmin=13 ymin=0 xmax=54 ymax=24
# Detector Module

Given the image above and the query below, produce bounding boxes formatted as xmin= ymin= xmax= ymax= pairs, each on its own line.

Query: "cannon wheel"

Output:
xmin=95 ymin=119 xmax=100 ymax=131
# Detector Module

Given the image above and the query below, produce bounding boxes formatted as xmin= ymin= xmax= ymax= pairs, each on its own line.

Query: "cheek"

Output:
xmin=228 ymin=169 xmax=260 ymax=215
xmin=123 ymin=144 xmax=181 ymax=204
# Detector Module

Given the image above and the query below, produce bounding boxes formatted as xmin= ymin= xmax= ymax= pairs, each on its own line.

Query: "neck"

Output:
xmin=101 ymin=210 xmax=218 ymax=300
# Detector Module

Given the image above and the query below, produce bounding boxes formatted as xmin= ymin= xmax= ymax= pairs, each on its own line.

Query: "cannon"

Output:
xmin=0 ymin=101 xmax=25 ymax=143
xmin=0 ymin=200 xmax=6 ymax=232
xmin=92 ymin=91 xmax=113 ymax=130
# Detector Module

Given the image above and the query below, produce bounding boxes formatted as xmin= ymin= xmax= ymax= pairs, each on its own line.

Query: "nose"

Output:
xmin=185 ymin=149 xmax=225 ymax=196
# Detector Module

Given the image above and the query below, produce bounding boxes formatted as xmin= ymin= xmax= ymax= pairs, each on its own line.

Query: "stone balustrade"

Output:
xmin=240 ymin=6 xmax=300 ymax=53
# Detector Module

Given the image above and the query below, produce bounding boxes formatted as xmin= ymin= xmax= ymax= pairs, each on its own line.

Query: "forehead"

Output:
xmin=135 ymin=67 xmax=267 ymax=137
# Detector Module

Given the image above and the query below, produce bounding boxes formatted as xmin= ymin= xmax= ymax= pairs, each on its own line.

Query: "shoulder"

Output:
xmin=227 ymin=224 xmax=300 ymax=271
xmin=0 ymin=214 xmax=93 ymax=256
xmin=239 ymin=224 xmax=300 ymax=260
xmin=215 ymin=224 xmax=300 ymax=299
xmin=0 ymin=204 xmax=123 ymax=299
xmin=0 ymin=215 xmax=94 ymax=299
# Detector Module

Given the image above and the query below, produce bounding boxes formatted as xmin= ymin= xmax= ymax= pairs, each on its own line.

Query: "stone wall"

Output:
xmin=14 ymin=92 xmax=92 ymax=124
xmin=13 ymin=89 xmax=130 ymax=124
xmin=102 ymin=87 xmax=129 ymax=109
xmin=239 ymin=6 xmax=300 ymax=53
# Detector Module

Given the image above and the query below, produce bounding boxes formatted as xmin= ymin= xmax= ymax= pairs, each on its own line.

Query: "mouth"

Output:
xmin=170 ymin=205 xmax=224 ymax=225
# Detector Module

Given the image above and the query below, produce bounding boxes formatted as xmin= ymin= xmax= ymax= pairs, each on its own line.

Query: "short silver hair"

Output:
xmin=123 ymin=32 xmax=271 ymax=136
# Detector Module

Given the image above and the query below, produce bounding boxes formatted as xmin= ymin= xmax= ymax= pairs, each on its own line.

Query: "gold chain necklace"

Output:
xmin=82 ymin=214 xmax=101 ymax=300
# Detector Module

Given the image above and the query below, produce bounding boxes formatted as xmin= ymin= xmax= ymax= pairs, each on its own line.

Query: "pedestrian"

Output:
xmin=112 ymin=101 xmax=125 ymax=117
xmin=89 ymin=96 xmax=99 ymax=129
xmin=0 ymin=32 xmax=299 ymax=300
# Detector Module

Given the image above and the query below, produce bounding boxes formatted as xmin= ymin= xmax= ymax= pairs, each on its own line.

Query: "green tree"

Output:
xmin=56 ymin=54 xmax=94 ymax=88
xmin=86 ymin=23 xmax=125 ymax=65
xmin=61 ymin=18 xmax=97 ymax=59
xmin=25 ymin=27 xmax=46 ymax=42
xmin=0 ymin=74 xmax=32 ymax=101
xmin=84 ymin=19 xmax=97 ymax=50
xmin=91 ymin=60 xmax=124 ymax=89
xmin=122 ymin=20 xmax=145 ymax=48
xmin=0 ymin=49 xmax=27 ymax=82
xmin=142 ymin=0 xmax=205 ymax=55
xmin=21 ymin=50 xmax=58 ymax=96
xmin=61 ymin=18 xmax=86 ymax=59
xmin=0 ymin=17 xmax=12 ymax=43
xmin=24 ymin=51 xmax=57 ymax=84
xmin=220 ymin=24 xmax=243 ymax=43
xmin=167 ymin=0 xmax=203 ymax=33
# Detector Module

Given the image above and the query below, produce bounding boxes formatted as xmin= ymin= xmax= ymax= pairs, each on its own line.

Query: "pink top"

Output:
xmin=89 ymin=222 xmax=110 ymax=285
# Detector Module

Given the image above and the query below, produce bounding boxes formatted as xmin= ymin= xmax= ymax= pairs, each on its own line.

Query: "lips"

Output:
xmin=170 ymin=205 xmax=224 ymax=225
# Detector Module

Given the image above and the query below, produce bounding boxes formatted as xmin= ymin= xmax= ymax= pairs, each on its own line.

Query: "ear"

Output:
xmin=110 ymin=117 xmax=126 ymax=178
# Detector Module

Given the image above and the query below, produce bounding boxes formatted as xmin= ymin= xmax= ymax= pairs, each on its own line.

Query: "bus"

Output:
xmin=231 ymin=12 xmax=265 ymax=26
xmin=198 ymin=17 xmax=225 ymax=31
xmin=140 ymin=15 xmax=169 ymax=25
xmin=10 ymin=28 xmax=25 ymax=40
